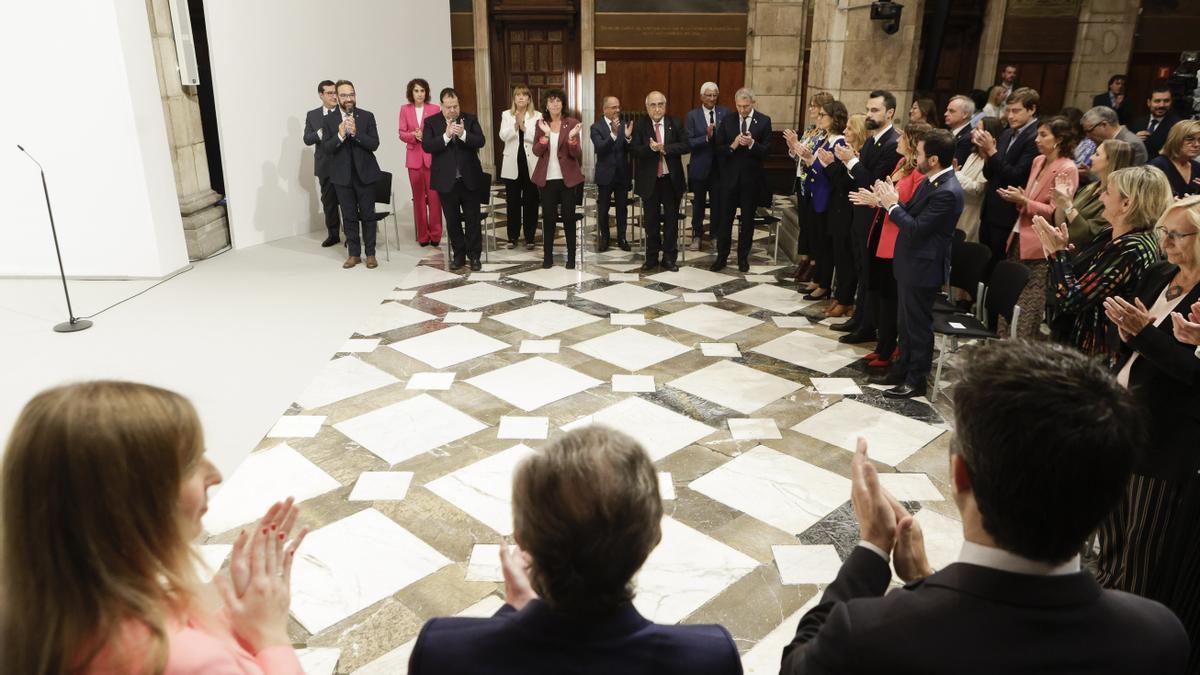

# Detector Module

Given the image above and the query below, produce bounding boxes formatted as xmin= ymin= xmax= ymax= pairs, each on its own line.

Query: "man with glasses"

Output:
xmin=1081 ymin=105 xmax=1149 ymax=166
xmin=321 ymin=79 xmax=383 ymax=269
xmin=303 ymin=80 xmax=342 ymax=247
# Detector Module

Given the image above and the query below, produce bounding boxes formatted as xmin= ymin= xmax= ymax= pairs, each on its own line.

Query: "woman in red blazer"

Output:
xmin=398 ymin=78 xmax=443 ymax=246
xmin=997 ymin=115 xmax=1080 ymax=338
xmin=531 ymin=88 xmax=584 ymax=269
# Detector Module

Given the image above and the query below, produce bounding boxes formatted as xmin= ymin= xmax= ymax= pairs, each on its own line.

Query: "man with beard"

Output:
xmin=1129 ymin=81 xmax=1182 ymax=160
xmin=321 ymin=79 xmax=382 ymax=268
xmin=424 ymin=87 xmax=487 ymax=271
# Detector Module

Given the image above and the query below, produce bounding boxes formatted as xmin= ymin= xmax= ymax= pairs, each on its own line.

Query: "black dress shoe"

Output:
xmin=709 ymin=260 xmax=727 ymax=272
xmin=663 ymin=260 xmax=679 ymax=272
xmin=431 ymin=240 xmax=441 ymax=247
xmin=542 ymin=258 xmax=554 ymax=269
xmin=641 ymin=261 xmax=658 ymax=272
xmin=869 ymin=372 xmax=905 ymax=386
xmin=803 ymin=289 xmax=830 ymax=301
xmin=566 ymin=257 xmax=576 ymax=270
xmin=838 ymin=330 xmax=876 ymax=344
xmin=450 ymin=257 xmax=466 ymax=271
xmin=737 ymin=260 xmax=750 ymax=273
xmin=469 ymin=259 xmax=482 ymax=271
xmin=598 ymin=239 xmax=610 ymax=253
xmin=832 ymin=320 xmax=860 ymax=333
xmin=618 ymin=240 xmax=632 ymax=252
xmin=419 ymin=241 xmax=429 ymax=247
xmin=883 ymin=383 xmax=926 ymax=399
xmin=321 ymin=235 xmax=341 ymax=247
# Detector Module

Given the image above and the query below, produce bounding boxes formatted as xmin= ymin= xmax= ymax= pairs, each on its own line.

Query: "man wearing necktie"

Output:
xmin=712 ymin=88 xmax=772 ymax=273
xmin=870 ymin=129 xmax=964 ymax=399
xmin=303 ymin=79 xmax=342 ymax=247
xmin=632 ymin=91 xmax=689 ymax=272
xmin=591 ymin=96 xmax=634 ymax=252
xmin=686 ymin=82 xmax=731 ymax=252
xmin=424 ymin=87 xmax=487 ymax=271
xmin=1130 ymin=82 xmax=1182 ymax=159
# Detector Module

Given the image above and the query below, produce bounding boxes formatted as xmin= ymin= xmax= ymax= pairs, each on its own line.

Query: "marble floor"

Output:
xmin=201 ymin=229 xmax=968 ymax=674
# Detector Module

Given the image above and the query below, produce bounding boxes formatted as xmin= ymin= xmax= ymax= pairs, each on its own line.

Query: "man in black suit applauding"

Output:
xmin=591 ymin=96 xmax=633 ymax=252
xmin=976 ymin=87 xmax=1040 ymax=265
xmin=303 ymin=80 xmax=341 ymax=247
xmin=870 ymin=129 xmax=964 ymax=399
xmin=321 ymin=80 xmax=382 ymax=269
xmin=712 ymin=88 xmax=771 ymax=273
xmin=943 ymin=94 xmax=976 ymax=168
xmin=424 ymin=87 xmax=487 ymax=271
xmin=631 ymin=91 xmax=689 ymax=272
xmin=1129 ymin=81 xmax=1182 ymax=160
xmin=782 ymin=340 xmax=1189 ymax=675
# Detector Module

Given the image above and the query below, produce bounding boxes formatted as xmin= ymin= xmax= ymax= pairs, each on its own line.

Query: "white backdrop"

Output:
xmin=203 ymin=0 xmax=454 ymax=249
xmin=0 ymin=0 xmax=187 ymax=278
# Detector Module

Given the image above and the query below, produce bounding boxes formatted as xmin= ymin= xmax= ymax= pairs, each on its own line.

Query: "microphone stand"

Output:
xmin=17 ymin=145 xmax=93 ymax=333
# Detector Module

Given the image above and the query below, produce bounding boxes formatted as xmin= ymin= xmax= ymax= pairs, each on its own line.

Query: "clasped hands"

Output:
xmin=971 ymin=128 xmax=997 ymax=157
xmin=1170 ymin=301 xmax=1200 ymax=346
xmin=1103 ymin=295 xmax=1153 ymax=342
xmin=729 ymin=131 xmax=753 ymax=150
xmin=338 ymin=116 xmax=357 ymax=139
xmin=852 ymin=438 xmax=933 ymax=582
xmin=847 ymin=179 xmax=897 ymax=209
xmin=996 ymin=185 xmax=1028 ymax=207
xmin=447 ymin=119 xmax=466 ymax=140
xmin=1030 ymin=214 xmax=1071 ymax=256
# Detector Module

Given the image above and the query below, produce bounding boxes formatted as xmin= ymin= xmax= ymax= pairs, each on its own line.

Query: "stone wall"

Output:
xmin=1063 ymin=0 xmax=1141 ymax=112
xmin=745 ymin=0 xmax=809 ymax=127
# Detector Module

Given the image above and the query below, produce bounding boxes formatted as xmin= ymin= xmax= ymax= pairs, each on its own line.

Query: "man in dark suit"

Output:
xmin=424 ymin=87 xmax=487 ymax=271
xmin=871 ymin=129 xmax=964 ymax=398
xmin=976 ymin=87 xmax=1040 ymax=266
xmin=591 ymin=96 xmax=633 ymax=252
xmin=1092 ymin=73 xmax=1132 ymax=124
xmin=1129 ymin=81 xmax=1182 ymax=160
xmin=942 ymin=94 xmax=976 ymax=168
xmin=711 ymin=87 xmax=771 ymax=273
xmin=320 ymin=80 xmax=382 ymax=269
xmin=409 ymin=427 xmax=742 ymax=675
xmin=832 ymin=90 xmax=902 ymax=344
xmin=781 ymin=340 xmax=1189 ymax=675
xmin=303 ymin=80 xmax=341 ymax=247
xmin=685 ymin=82 xmax=731 ymax=252
xmin=631 ymin=91 xmax=690 ymax=272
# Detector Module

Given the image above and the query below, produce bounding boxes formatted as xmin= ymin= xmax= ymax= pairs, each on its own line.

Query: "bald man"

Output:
xmin=591 ymin=96 xmax=634 ymax=252
xmin=631 ymin=91 xmax=690 ymax=272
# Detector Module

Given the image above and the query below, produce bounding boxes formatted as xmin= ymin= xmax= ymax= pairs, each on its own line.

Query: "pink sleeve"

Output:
xmin=398 ymin=106 xmax=416 ymax=143
xmin=253 ymin=646 xmax=305 ymax=674
xmin=1024 ymin=160 xmax=1078 ymax=218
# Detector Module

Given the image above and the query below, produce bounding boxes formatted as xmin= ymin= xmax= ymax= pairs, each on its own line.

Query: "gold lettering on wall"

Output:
xmin=596 ymin=12 xmax=747 ymax=50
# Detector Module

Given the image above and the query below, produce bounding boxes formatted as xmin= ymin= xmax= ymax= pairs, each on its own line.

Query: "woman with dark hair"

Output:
xmin=398 ymin=78 xmax=442 ymax=246
xmin=802 ymin=100 xmax=852 ymax=315
xmin=908 ymin=98 xmax=937 ymax=126
xmin=1149 ymin=120 xmax=1200 ymax=199
xmin=531 ymin=89 xmax=584 ymax=269
xmin=785 ymin=91 xmax=835 ymax=285
xmin=1060 ymin=107 xmax=1097 ymax=169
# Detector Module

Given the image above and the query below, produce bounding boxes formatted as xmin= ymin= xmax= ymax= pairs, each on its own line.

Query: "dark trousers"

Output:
xmin=807 ymin=199 xmax=834 ymax=291
xmin=540 ymin=179 xmax=577 ymax=261
xmin=892 ymin=282 xmax=938 ymax=389
xmin=717 ymin=181 xmax=756 ymax=264
xmin=505 ymin=153 xmax=538 ymax=244
xmin=643 ymin=177 xmax=680 ymax=263
xmin=319 ymin=174 xmax=340 ymax=235
xmin=439 ymin=180 xmax=482 ymax=261
xmin=871 ymin=258 xmax=898 ymax=356
xmin=596 ymin=180 xmax=629 ymax=244
xmin=849 ymin=206 xmax=877 ymax=332
xmin=980 ymin=223 xmax=1009 ymax=277
xmin=334 ymin=179 xmax=376 ymax=258
xmin=690 ymin=174 xmax=720 ymax=239
xmin=830 ymin=209 xmax=857 ymax=305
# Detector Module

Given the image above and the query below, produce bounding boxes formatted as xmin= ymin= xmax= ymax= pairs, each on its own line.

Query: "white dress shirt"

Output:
xmin=546 ymin=131 xmax=563 ymax=181
xmin=415 ymin=105 xmax=424 ymax=125
xmin=859 ymin=539 xmax=1081 ymax=576
xmin=844 ymin=124 xmax=894 ymax=173
xmin=654 ymin=119 xmax=670 ymax=175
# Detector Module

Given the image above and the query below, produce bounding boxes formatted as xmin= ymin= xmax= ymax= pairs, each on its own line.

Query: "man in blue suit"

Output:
xmin=872 ymin=128 xmax=964 ymax=398
xmin=408 ymin=426 xmax=741 ymax=675
xmin=591 ymin=96 xmax=633 ymax=252
xmin=685 ymin=82 xmax=730 ymax=252
xmin=712 ymin=87 xmax=771 ymax=273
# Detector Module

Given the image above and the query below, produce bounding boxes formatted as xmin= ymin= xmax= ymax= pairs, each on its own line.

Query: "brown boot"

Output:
xmin=343 ymin=256 xmax=361 ymax=269
xmin=365 ymin=256 xmax=378 ymax=269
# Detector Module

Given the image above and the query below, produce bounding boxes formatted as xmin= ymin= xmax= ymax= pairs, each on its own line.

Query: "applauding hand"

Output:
xmin=971 ymin=128 xmax=997 ymax=157
xmin=499 ymin=540 xmax=538 ymax=610
xmin=537 ymin=120 xmax=551 ymax=136
xmin=851 ymin=438 xmax=901 ymax=553
xmin=217 ymin=508 xmax=307 ymax=654
xmin=815 ymin=146 xmax=834 ymax=166
xmin=1104 ymin=296 xmax=1153 ymax=342
xmin=996 ymin=185 xmax=1027 ymax=206
xmin=1031 ymin=214 xmax=1070 ymax=256
xmin=834 ymin=143 xmax=856 ymax=163
xmin=1169 ymin=301 xmax=1200 ymax=346
xmin=848 ymin=187 xmax=881 ymax=208
xmin=872 ymin=179 xmax=900 ymax=209
xmin=568 ymin=124 xmax=581 ymax=144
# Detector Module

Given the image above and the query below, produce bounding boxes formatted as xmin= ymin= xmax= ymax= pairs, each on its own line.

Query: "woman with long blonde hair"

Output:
xmin=1 ymin=381 xmax=306 ymax=674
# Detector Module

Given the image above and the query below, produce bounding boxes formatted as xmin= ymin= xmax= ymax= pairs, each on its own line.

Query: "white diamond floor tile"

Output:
xmin=348 ymin=472 xmax=414 ymax=501
xmin=266 ymin=415 xmax=325 ymax=438
xmin=334 ymin=394 xmax=488 ymax=465
xmin=388 ymin=325 xmax=509 ymax=369
xmin=204 ymin=442 xmax=341 ymax=534
xmin=497 ymin=415 xmax=549 ymax=439
xmin=655 ymin=304 xmax=763 ymax=340
xmin=772 ymin=316 xmax=811 ymax=328
xmin=689 ymin=445 xmax=851 ymax=534
xmin=492 ymin=249 xmax=545 ymax=262
xmin=577 ymin=282 xmax=676 ymax=312
xmin=726 ymin=284 xmax=813 ymax=314
xmin=296 ymin=356 xmax=401 ymax=410
xmin=291 ymin=508 xmax=451 ymax=634
xmin=818 ymin=317 xmax=852 ymax=327
xmin=878 ymin=472 xmax=944 ymax=501
xmin=658 ymin=472 xmax=676 ymax=500
xmin=683 ymin=292 xmax=718 ymax=303
xmin=646 ymin=266 xmax=737 ymax=290
xmin=633 ymin=517 xmax=758 ymax=624
xmin=562 ymin=397 xmax=714 ymax=461
xmin=600 ymin=262 xmax=644 ymax=272
xmin=425 ymin=444 xmax=538 ymax=535
xmin=519 ymin=339 xmax=560 ymax=354
xmin=466 ymin=357 xmax=602 ymax=412
xmin=741 ymin=597 xmax=819 ymax=675
xmin=751 ymin=331 xmax=863 ymax=375
xmin=424 ymin=283 xmax=525 ymax=310
xmin=570 ymin=327 xmax=691 ymax=372
xmin=533 ymin=290 xmax=568 ymax=301
xmin=339 ymin=338 xmax=381 ymax=353
xmin=406 ymin=372 xmax=456 ymax=390
xmin=791 ymin=399 xmax=945 ymax=466
xmin=357 ymin=303 xmax=438 ymax=336
xmin=811 ymin=377 xmax=863 ymax=396
xmin=509 ymin=267 xmax=600 ymax=289
xmin=612 ymin=374 xmax=656 ymax=392
xmin=610 ymin=272 xmax=641 ymax=282
xmin=465 ymin=544 xmax=504 ymax=582
xmin=611 ymin=312 xmax=646 ymax=326
xmin=297 ymin=648 xmax=341 ymax=675
xmin=492 ymin=302 xmax=602 ymax=337
xmin=397 ymin=266 xmax=461 ymax=289
xmin=390 ymin=290 xmax=417 ymax=301
xmin=353 ymin=596 xmax=505 ymax=674
xmin=481 ymin=263 xmax=518 ymax=272
xmin=467 ymin=272 xmax=501 ymax=281
xmin=772 ymin=544 xmax=843 ymax=585
xmin=669 ymin=360 xmax=801 ymax=414
xmin=728 ymin=418 xmax=782 ymax=440
xmin=913 ymin=508 xmax=964 ymax=572
xmin=443 ymin=311 xmax=482 ymax=323
xmin=748 ymin=265 xmax=786 ymax=274
xmin=744 ymin=274 xmax=778 ymax=283
xmin=699 ymin=342 xmax=742 ymax=357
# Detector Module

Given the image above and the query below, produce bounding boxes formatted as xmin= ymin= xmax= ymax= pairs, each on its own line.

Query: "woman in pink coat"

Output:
xmin=996 ymin=115 xmax=1080 ymax=338
xmin=399 ymin=78 xmax=443 ymax=246
xmin=1 ymin=381 xmax=308 ymax=674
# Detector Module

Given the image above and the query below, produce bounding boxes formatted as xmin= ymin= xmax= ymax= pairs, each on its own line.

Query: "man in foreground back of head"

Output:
xmin=781 ymin=340 xmax=1188 ymax=674
xmin=409 ymin=426 xmax=741 ymax=675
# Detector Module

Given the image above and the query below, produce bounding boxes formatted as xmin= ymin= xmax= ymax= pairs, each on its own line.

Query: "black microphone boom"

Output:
xmin=16 ymin=144 xmax=93 ymax=333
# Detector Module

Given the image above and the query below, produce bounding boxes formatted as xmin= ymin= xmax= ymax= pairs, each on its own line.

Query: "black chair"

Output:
xmin=931 ymin=260 xmax=1030 ymax=399
xmin=372 ymin=171 xmax=397 ymax=261
xmin=934 ymin=240 xmax=992 ymax=315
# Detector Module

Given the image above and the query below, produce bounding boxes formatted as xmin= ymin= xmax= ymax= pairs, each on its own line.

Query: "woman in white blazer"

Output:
xmin=955 ymin=116 xmax=1005 ymax=243
xmin=499 ymin=84 xmax=543 ymax=249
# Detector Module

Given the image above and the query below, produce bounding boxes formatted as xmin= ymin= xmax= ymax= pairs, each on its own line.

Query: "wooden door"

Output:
xmin=505 ymin=26 xmax=569 ymax=115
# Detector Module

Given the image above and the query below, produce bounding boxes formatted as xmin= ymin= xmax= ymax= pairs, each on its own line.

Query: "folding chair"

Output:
xmin=934 ymin=240 xmax=992 ymax=316
xmin=372 ymin=171 xmax=398 ymax=262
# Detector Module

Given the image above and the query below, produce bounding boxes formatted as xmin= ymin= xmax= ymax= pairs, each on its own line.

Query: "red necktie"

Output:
xmin=656 ymin=121 xmax=664 ymax=177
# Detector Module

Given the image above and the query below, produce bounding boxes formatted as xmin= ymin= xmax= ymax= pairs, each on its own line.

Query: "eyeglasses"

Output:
xmin=1083 ymin=122 xmax=1102 ymax=134
xmin=1156 ymin=227 xmax=1200 ymax=243
xmin=647 ymin=102 xmax=666 ymax=108
xmin=1183 ymin=136 xmax=1200 ymax=145
xmin=338 ymin=93 xmax=356 ymax=99
xmin=816 ymin=111 xmax=829 ymax=118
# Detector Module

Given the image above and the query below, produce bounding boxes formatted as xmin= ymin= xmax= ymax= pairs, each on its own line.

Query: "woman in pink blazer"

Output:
xmin=997 ymin=115 xmax=1080 ymax=338
xmin=531 ymin=88 xmax=584 ymax=269
xmin=1 ymin=381 xmax=307 ymax=674
xmin=398 ymin=78 xmax=443 ymax=246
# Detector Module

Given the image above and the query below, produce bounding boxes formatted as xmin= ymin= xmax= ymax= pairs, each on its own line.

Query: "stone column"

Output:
xmin=581 ymin=0 xmax=597 ymax=179
xmin=472 ymin=0 xmax=495 ymax=177
xmin=745 ymin=0 xmax=809 ymax=127
xmin=974 ymin=0 xmax=1008 ymax=90
xmin=806 ymin=0 xmax=926 ymax=124
xmin=145 ymin=0 xmax=228 ymax=259
xmin=1063 ymin=0 xmax=1141 ymax=111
